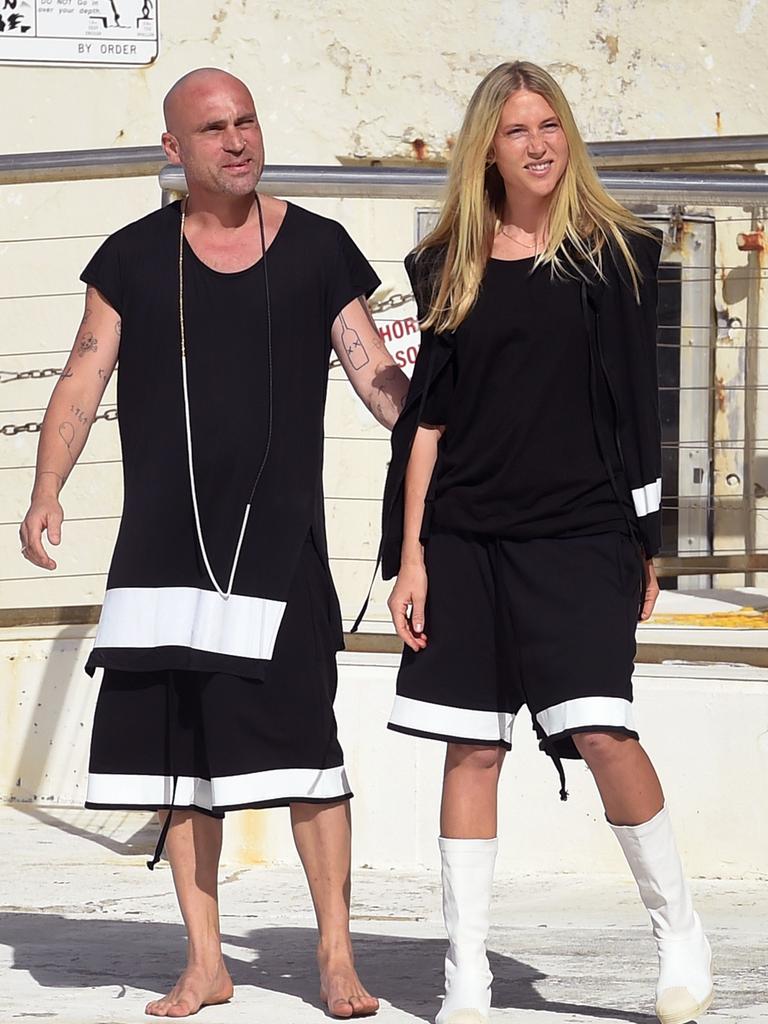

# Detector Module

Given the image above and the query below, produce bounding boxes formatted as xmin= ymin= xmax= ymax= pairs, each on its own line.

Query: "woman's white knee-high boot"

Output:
xmin=610 ymin=806 xmax=713 ymax=1024
xmin=435 ymin=837 xmax=498 ymax=1024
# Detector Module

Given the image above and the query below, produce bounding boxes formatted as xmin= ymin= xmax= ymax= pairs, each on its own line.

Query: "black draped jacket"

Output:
xmin=380 ymin=229 xmax=664 ymax=580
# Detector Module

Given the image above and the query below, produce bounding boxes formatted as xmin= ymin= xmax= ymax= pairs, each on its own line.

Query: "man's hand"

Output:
xmin=331 ymin=295 xmax=409 ymax=430
xmin=20 ymin=483 xmax=64 ymax=571
xmin=640 ymin=558 xmax=660 ymax=621
xmin=388 ymin=562 xmax=429 ymax=652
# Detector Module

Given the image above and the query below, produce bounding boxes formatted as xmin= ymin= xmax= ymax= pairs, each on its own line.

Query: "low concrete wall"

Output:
xmin=2 ymin=624 xmax=766 ymax=878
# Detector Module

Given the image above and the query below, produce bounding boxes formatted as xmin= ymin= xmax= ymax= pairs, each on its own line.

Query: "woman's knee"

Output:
xmin=572 ymin=730 xmax=635 ymax=766
xmin=445 ymin=742 xmax=504 ymax=773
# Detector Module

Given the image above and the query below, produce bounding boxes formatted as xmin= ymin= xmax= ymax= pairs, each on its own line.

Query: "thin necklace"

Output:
xmin=178 ymin=193 xmax=274 ymax=600
xmin=499 ymin=224 xmax=539 ymax=249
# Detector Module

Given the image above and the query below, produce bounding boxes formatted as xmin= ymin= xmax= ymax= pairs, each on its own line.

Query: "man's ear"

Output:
xmin=162 ymin=131 xmax=182 ymax=165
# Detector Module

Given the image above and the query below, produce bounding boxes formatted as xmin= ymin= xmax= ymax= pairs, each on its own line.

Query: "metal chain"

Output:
xmin=1 ymin=294 xmax=416 ymax=427
xmin=0 ymin=367 xmax=65 ymax=385
xmin=1 ymin=406 xmax=117 ymax=436
xmin=368 ymin=291 xmax=414 ymax=315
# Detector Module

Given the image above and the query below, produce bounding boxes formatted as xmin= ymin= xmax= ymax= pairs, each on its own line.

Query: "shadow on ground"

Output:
xmin=1 ymin=914 xmax=658 ymax=1023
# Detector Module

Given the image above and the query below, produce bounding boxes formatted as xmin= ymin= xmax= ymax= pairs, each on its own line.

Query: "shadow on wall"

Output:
xmin=1 ymin=916 xmax=659 ymax=1024
xmin=9 ymin=628 xmax=153 ymax=855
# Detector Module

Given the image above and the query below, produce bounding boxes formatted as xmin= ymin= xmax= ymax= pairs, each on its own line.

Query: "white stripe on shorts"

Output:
xmin=389 ymin=695 xmax=515 ymax=746
xmin=86 ymin=764 xmax=351 ymax=811
xmin=536 ymin=696 xmax=635 ymax=738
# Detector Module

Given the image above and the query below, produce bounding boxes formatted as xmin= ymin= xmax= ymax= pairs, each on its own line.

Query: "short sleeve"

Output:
xmin=327 ymin=223 xmax=380 ymax=323
xmin=80 ymin=232 xmax=124 ymax=316
xmin=405 ymin=247 xmax=444 ymax=321
xmin=420 ymin=355 xmax=455 ymax=426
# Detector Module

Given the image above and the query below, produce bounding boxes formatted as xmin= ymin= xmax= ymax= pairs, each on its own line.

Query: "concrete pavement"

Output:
xmin=0 ymin=806 xmax=765 ymax=1024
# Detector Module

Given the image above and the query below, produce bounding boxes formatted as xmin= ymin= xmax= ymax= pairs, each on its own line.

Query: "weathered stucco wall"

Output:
xmin=3 ymin=0 xmax=768 ymax=159
xmin=3 ymin=0 xmax=768 ymax=612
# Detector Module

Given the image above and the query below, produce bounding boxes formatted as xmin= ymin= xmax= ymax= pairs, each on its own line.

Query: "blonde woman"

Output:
xmin=381 ymin=62 xmax=713 ymax=1024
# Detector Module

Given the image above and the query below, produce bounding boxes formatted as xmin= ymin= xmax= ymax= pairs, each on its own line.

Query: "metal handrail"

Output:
xmin=2 ymin=133 xmax=768 ymax=186
xmin=157 ymin=165 xmax=768 ymax=206
xmin=0 ymin=145 xmax=165 ymax=185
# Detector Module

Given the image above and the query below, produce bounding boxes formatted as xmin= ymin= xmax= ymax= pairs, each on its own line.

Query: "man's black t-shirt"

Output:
xmin=80 ymin=199 xmax=379 ymax=677
xmin=421 ymin=255 xmax=631 ymax=539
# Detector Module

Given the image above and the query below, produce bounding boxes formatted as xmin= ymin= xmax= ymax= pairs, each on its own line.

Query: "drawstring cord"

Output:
xmin=493 ymin=535 xmax=568 ymax=802
xmin=552 ymin=751 xmax=569 ymax=801
xmin=147 ymin=674 xmax=179 ymax=870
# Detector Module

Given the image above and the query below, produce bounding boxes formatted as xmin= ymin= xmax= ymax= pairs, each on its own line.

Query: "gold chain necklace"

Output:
xmin=499 ymin=224 xmax=539 ymax=250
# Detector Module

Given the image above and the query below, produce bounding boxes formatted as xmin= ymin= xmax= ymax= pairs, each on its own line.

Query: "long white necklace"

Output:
xmin=178 ymin=194 xmax=274 ymax=599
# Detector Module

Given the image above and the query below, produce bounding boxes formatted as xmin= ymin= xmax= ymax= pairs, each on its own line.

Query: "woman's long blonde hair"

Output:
xmin=417 ymin=61 xmax=650 ymax=332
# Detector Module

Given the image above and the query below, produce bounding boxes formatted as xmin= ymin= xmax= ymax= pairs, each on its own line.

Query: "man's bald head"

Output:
xmin=161 ymin=67 xmax=264 ymax=199
xmin=163 ymin=68 xmax=255 ymax=136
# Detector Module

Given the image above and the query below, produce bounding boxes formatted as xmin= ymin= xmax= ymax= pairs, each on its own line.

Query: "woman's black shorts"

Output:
xmin=389 ymin=529 xmax=644 ymax=770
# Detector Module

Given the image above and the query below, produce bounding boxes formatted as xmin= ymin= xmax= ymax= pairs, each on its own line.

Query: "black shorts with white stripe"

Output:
xmin=388 ymin=529 xmax=644 ymax=767
xmin=86 ymin=540 xmax=351 ymax=816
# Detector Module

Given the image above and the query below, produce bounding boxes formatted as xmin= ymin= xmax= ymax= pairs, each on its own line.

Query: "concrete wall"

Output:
xmin=2 ymin=626 xmax=767 ymax=878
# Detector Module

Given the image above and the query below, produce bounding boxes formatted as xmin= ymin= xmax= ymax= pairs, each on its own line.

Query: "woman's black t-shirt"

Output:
xmin=421 ymin=255 xmax=632 ymax=539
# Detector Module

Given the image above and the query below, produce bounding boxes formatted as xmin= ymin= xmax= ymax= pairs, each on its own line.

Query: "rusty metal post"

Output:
xmin=737 ymin=219 xmax=766 ymax=584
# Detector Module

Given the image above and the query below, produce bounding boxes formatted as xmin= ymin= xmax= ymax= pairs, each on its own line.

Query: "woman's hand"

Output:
xmin=388 ymin=562 xmax=429 ymax=652
xmin=640 ymin=558 xmax=660 ymax=621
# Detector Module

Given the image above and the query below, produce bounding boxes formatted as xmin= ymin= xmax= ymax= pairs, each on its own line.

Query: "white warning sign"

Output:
xmin=0 ymin=1 xmax=158 ymax=67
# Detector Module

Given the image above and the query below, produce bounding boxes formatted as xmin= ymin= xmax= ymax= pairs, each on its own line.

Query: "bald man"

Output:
xmin=20 ymin=68 xmax=408 ymax=1018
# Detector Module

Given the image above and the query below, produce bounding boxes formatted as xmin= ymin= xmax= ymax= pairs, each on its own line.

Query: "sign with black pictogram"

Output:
xmin=0 ymin=0 xmax=158 ymax=66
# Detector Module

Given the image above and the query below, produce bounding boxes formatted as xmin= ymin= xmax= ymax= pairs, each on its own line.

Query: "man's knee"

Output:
xmin=446 ymin=742 xmax=503 ymax=773
xmin=573 ymin=730 xmax=635 ymax=766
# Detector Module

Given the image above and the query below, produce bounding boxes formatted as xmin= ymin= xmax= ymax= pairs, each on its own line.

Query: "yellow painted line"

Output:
xmin=648 ymin=608 xmax=768 ymax=628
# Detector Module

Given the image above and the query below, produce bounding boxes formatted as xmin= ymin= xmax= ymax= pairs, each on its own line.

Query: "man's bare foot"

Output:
xmin=145 ymin=961 xmax=234 ymax=1018
xmin=319 ymin=952 xmax=379 ymax=1019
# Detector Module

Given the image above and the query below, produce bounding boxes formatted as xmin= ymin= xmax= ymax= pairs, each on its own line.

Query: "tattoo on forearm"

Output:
xmin=60 ymin=364 xmax=74 ymax=380
xmin=98 ymin=368 xmax=107 ymax=380
xmin=370 ymin=363 xmax=409 ymax=425
xmin=77 ymin=332 xmax=98 ymax=356
xmin=58 ymin=421 xmax=76 ymax=465
xmin=338 ymin=310 xmax=370 ymax=371
xmin=70 ymin=405 xmax=89 ymax=426
xmin=115 ymin=319 xmax=122 ymax=339
xmin=36 ymin=470 xmax=64 ymax=485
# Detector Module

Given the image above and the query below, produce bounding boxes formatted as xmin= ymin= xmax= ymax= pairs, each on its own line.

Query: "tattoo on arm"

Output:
xmin=70 ymin=405 xmax=89 ymax=426
xmin=58 ymin=421 xmax=76 ymax=466
xmin=366 ymin=363 xmax=408 ymax=427
xmin=98 ymin=368 xmax=107 ymax=380
xmin=338 ymin=310 xmax=371 ymax=371
xmin=115 ymin=319 xmax=122 ymax=339
xmin=77 ymin=332 xmax=98 ymax=356
xmin=36 ymin=470 xmax=64 ymax=485
xmin=60 ymin=364 xmax=74 ymax=380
